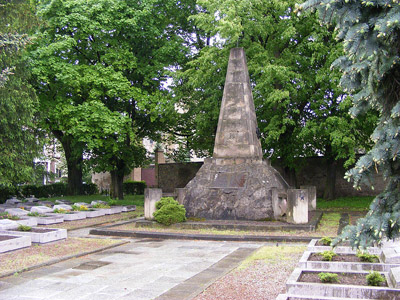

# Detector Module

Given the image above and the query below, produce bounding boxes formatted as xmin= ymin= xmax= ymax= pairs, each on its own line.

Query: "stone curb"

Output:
xmin=89 ymin=228 xmax=320 ymax=243
xmin=64 ymin=215 xmax=143 ymax=232
xmin=0 ymin=239 xmax=129 ymax=279
xmin=136 ymin=211 xmax=323 ymax=232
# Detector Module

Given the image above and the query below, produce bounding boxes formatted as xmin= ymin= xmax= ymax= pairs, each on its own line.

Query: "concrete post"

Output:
xmin=286 ymin=189 xmax=308 ymax=224
xmin=300 ymin=185 xmax=317 ymax=211
xmin=271 ymin=188 xmax=288 ymax=219
xmin=144 ymin=188 xmax=162 ymax=220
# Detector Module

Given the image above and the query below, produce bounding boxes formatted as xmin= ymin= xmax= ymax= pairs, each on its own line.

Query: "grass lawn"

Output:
xmin=317 ymin=196 xmax=373 ymax=211
xmin=40 ymin=194 xmax=144 ymax=207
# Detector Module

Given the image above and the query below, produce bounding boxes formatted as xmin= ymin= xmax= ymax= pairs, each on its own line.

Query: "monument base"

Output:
xmin=180 ymin=158 xmax=289 ymax=220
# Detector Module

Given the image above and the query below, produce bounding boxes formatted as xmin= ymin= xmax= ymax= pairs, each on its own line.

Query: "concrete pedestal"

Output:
xmin=300 ymin=185 xmax=316 ymax=211
xmin=144 ymin=188 xmax=162 ymax=220
xmin=287 ymin=189 xmax=308 ymax=224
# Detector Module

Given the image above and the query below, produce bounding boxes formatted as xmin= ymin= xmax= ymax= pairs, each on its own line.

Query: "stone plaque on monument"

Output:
xmin=181 ymin=48 xmax=290 ymax=220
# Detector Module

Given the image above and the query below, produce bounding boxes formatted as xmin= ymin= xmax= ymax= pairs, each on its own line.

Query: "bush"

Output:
xmin=123 ymin=180 xmax=146 ymax=195
xmin=318 ymin=272 xmax=339 ymax=283
xmin=320 ymin=237 xmax=332 ymax=246
xmin=153 ymin=197 xmax=186 ymax=226
xmin=357 ymin=252 xmax=379 ymax=263
xmin=155 ymin=197 xmax=177 ymax=210
xmin=319 ymin=250 xmax=337 ymax=261
xmin=17 ymin=224 xmax=32 ymax=231
xmin=82 ymin=183 xmax=98 ymax=195
xmin=366 ymin=271 xmax=385 ymax=286
xmin=0 ymin=185 xmax=19 ymax=203
xmin=21 ymin=183 xmax=68 ymax=198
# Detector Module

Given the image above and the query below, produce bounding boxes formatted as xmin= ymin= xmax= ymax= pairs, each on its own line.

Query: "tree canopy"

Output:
xmin=299 ymin=0 xmax=400 ymax=248
xmin=172 ymin=0 xmax=376 ymax=197
xmin=28 ymin=0 xmax=198 ymax=197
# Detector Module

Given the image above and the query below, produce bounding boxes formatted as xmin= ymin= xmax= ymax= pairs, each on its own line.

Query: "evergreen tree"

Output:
xmin=299 ymin=0 xmax=400 ymax=248
xmin=0 ymin=0 xmax=42 ymax=185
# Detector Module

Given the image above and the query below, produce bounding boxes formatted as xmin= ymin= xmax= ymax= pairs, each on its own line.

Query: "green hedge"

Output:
xmin=0 ymin=182 xmax=98 ymax=203
xmin=123 ymin=180 xmax=146 ymax=195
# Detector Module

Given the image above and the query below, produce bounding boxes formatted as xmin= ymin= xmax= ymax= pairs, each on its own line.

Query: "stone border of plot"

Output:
xmin=90 ymin=226 xmax=321 ymax=243
xmin=155 ymin=247 xmax=258 ymax=300
xmin=0 ymin=239 xmax=129 ymax=279
xmin=135 ymin=211 xmax=323 ymax=232
xmin=54 ymin=214 xmax=143 ymax=232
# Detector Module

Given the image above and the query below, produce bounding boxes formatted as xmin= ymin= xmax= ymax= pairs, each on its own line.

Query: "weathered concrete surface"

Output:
xmin=183 ymin=158 xmax=288 ymax=220
xmin=300 ymin=185 xmax=317 ymax=211
xmin=287 ymin=189 xmax=308 ymax=224
xmin=182 ymin=48 xmax=289 ymax=220
xmin=144 ymin=188 xmax=162 ymax=220
xmin=213 ymin=48 xmax=263 ymax=159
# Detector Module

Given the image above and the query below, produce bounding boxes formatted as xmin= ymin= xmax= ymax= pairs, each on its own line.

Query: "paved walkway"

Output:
xmin=0 ymin=234 xmax=265 ymax=300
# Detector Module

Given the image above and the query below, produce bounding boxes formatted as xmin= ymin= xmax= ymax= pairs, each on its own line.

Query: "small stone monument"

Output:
xmin=180 ymin=48 xmax=291 ymax=220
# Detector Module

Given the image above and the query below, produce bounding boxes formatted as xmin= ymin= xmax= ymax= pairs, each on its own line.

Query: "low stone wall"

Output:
xmin=158 ymin=162 xmax=203 ymax=193
xmin=157 ymin=157 xmax=384 ymax=198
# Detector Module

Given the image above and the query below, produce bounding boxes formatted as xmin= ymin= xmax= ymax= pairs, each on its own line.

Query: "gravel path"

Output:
xmin=194 ymin=246 xmax=304 ymax=300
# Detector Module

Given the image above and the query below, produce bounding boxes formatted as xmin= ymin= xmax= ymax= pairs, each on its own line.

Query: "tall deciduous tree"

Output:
xmin=173 ymin=0 xmax=376 ymax=198
xmin=29 ymin=0 xmax=197 ymax=197
xmin=300 ymin=0 xmax=400 ymax=248
xmin=0 ymin=0 xmax=42 ymax=185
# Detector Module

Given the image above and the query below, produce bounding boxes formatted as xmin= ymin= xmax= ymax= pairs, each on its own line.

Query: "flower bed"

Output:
xmin=1 ymin=227 xmax=67 ymax=244
xmin=0 ymin=234 xmax=31 ymax=253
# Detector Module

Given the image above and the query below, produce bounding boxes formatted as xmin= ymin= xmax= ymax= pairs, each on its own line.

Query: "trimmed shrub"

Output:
xmin=319 ymin=250 xmax=337 ymax=261
xmin=153 ymin=197 xmax=186 ymax=226
xmin=123 ymin=180 xmax=146 ymax=195
xmin=155 ymin=197 xmax=177 ymax=210
xmin=320 ymin=237 xmax=332 ymax=246
xmin=318 ymin=272 xmax=339 ymax=283
xmin=366 ymin=271 xmax=385 ymax=286
xmin=357 ymin=252 xmax=379 ymax=263
xmin=21 ymin=183 xmax=68 ymax=198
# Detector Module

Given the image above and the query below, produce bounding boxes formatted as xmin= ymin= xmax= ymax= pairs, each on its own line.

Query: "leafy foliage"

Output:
xmin=28 ymin=0 xmax=196 ymax=196
xmin=172 ymin=0 xmax=376 ymax=195
xmin=299 ymin=0 xmax=400 ymax=248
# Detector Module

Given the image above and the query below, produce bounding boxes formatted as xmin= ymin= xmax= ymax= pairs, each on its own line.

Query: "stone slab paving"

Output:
xmin=0 ymin=238 xmax=263 ymax=300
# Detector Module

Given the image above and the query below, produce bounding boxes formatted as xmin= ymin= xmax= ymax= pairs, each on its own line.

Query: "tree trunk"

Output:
xmin=324 ymin=157 xmax=337 ymax=200
xmin=110 ymin=169 xmax=124 ymax=200
xmin=54 ymin=132 xmax=83 ymax=195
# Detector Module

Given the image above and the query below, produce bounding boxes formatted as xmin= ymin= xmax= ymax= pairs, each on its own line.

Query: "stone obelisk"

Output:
xmin=180 ymin=48 xmax=289 ymax=220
